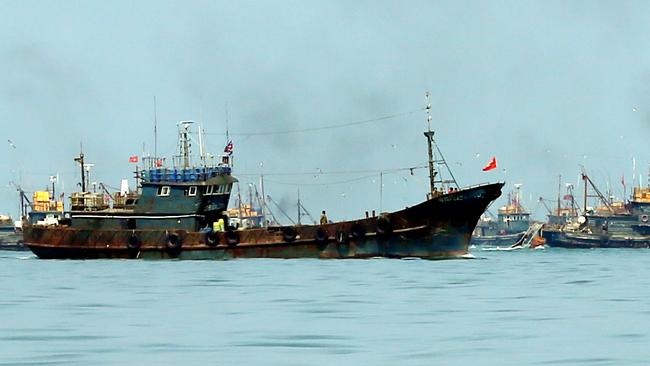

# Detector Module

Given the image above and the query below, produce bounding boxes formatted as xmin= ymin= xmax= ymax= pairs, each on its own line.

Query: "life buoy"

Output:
xmin=166 ymin=233 xmax=182 ymax=251
xmin=350 ymin=223 xmax=366 ymax=239
xmin=376 ymin=216 xmax=392 ymax=237
xmin=642 ymin=215 xmax=649 ymax=223
xmin=283 ymin=227 xmax=297 ymax=242
xmin=335 ymin=230 xmax=349 ymax=244
xmin=127 ymin=235 xmax=141 ymax=250
xmin=226 ymin=230 xmax=240 ymax=246
xmin=205 ymin=230 xmax=218 ymax=247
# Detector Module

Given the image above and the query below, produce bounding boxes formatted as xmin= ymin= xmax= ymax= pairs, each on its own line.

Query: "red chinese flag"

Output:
xmin=482 ymin=156 xmax=497 ymax=171
xmin=224 ymin=141 xmax=234 ymax=154
xmin=128 ymin=155 xmax=139 ymax=163
xmin=155 ymin=159 xmax=163 ymax=167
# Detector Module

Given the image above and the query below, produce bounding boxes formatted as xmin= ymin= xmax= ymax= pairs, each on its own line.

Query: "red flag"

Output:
xmin=155 ymin=159 xmax=163 ymax=167
xmin=224 ymin=141 xmax=234 ymax=155
xmin=128 ymin=155 xmax=139 ymax=163
xmin=482 ymin=156 xmax=497 ymax=171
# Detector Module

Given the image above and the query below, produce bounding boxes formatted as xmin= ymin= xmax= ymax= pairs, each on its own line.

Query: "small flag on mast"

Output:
xmin=128 ymin=155 xmax=139 ymax=163
xmin=482 ymin=156 xmax=497 ymax=172
xmin=224 ymin=141 xmax=234 ymax=155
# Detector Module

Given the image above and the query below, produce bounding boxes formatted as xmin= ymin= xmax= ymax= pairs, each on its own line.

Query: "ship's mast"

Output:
xmin=74 ymin=149 xmax=86 ymax=192
xmin=581 ymin=169 xmax=615 ymax=214
xmin=583 ymin=173 xmax=588 ymax=214
xmin=154 ymin=96 xmax=158 ymax=160
xmin=424 ymin=92 xmax=436 ymax=197
xmin=568 ymin=184 xmax=577 ymax=216
xmin=198 ymin=125 xmax=205 ymax=165
xmin=260 ymin=165 xmax=267 ymax=227
xmin=178 ymin=121 xmax=194 ymax=168
xmin=513 ymin=184 xmax=522 ymax=212
xmin=557 ymin=174 xmax=561 ymax=215
xmin=297 ymin=188 xmax=301 ymax=226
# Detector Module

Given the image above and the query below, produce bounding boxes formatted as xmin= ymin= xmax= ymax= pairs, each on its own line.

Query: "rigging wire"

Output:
xmin=263 ymin=174 xmax=378 ymax=187
xmin=236 ymin=165 xmax=428 ymax=178
xmin=203 ymin=108 xmax=423 ymax=136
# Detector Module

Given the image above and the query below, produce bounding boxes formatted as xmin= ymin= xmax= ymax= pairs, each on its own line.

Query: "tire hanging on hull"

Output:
xmin=376 ymin=216 xmax=392 ymax=237
xmin=283 ymin=227 xmax=297 ymax=242
xmin=166 ymin=232 xmax=183 ymax=256
xmin=205 ymin=231 xmax=218 ymax=247
xmin=226 ymin=230 xmax=240 ymax=246
xmin=127 ymin=234 xmax=141 ymax=251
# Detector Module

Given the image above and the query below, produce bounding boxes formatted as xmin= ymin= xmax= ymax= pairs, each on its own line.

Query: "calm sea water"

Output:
xmin=1 ymin=248 xmax=649 ymax=365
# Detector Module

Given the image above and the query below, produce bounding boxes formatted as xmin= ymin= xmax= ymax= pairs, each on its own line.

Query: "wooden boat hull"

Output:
xmin=0 ymin=232 xmax=26 ymax=251
xmin=542 ymin=228 xmax=650 ymax=249
xmin=471 ymin=232 xmax=525 ymax=247
xmin=24 ymin=183 xmax=504 ymax=260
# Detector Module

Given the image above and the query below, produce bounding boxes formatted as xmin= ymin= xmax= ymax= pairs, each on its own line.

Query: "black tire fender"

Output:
xmin=376 ymin=216 xmax=392 ymax=237
xmin=127 ymin=234 xmax=141 ymax=250
xmin=350 ymin=223 xmax=366 ymax=239
xmin=283 ymin=227 xmax=297 ymax=242
xmin=315 ymin=227 xmax=328 ymax=243
xmin=226 ymin=230 xmax=240 ymax=246
xmin=166 ymin=232 xmax=182 ymax=251
xmin=205 ymin=230 xmax=218 ymax=247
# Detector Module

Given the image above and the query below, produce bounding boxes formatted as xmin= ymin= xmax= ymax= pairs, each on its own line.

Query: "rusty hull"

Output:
xmin=24 ymin=183 xmax=503 ymax=260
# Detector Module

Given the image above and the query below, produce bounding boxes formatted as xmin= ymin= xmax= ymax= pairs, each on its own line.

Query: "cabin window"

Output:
xmin=225 ymin=183 xmax=232 ymax=194
xmin=158 ymin=186 xmax=171 ymax=197
xmin=188 ymin=186 xmax=197 ymax=196
xmin=203 ymin=185 xmax=213 ymax=195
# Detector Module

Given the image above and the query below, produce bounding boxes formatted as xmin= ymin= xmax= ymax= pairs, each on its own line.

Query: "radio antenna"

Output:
xmin=154 ymin=96 xmax=158 ymax=160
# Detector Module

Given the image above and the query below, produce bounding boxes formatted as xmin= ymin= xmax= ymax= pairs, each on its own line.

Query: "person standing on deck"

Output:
xmin=320 ymin=210 xmax=328 ymax=225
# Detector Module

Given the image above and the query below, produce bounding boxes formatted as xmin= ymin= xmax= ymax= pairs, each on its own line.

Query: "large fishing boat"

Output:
xmin=23 ymin=100 xmax=503 ymax=260
xmin=542 ymin=172 xmax=650 ymax=248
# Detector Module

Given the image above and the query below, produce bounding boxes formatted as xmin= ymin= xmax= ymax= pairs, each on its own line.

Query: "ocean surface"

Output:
xmin=1 ymin=247 xmax=650 ymax=366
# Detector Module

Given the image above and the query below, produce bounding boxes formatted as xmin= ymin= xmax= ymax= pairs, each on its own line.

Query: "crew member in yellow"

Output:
xmin=320 ymin=210 xmax=328 ymax=225
xmin=213 ymin=217 xmax=225 ymax=232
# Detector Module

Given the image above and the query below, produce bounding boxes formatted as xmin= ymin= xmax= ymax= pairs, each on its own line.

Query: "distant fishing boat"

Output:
xmin=23 ymin=97 xmax=503 ymax=260
xmin=542 ymin=171 xmax=650 ymax=248
xmin=0 ymin=214 xmax=24 ymax=250
xmin=471 ymin=184 xmax=543 ymax=248
xmin=1 ymin=184 xmax=66 ymax=251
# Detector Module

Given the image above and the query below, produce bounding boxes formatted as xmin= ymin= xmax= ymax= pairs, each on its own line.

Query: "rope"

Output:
xmin=264 ymin=174 xmax=378 ymax=187
xmin=236 ymin=165 xmax=428 ymax=177
xmin=203 ymin=108 xmax=423 ymax=136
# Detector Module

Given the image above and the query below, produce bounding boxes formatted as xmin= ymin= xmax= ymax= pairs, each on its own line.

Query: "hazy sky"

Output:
xmin=2 ymin=0 xmax=650 ymax=221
